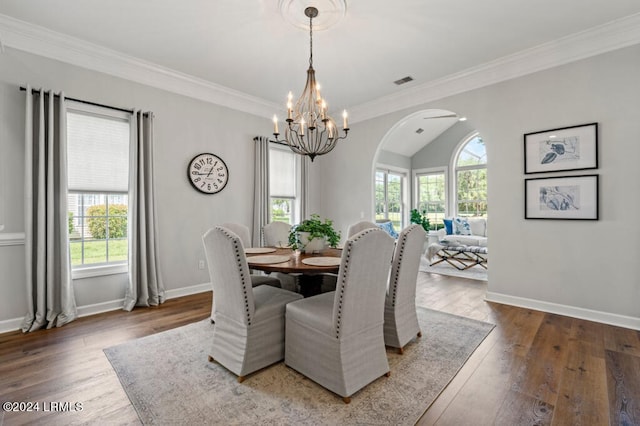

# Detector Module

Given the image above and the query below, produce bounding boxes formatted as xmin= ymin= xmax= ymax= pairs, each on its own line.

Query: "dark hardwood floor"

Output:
xmin=1 ymin=272 xmax=638 ymax=425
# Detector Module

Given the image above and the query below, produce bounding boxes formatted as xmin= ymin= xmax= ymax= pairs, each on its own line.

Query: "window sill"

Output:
xmin=72 ymin=264 xmax=128 ymax=280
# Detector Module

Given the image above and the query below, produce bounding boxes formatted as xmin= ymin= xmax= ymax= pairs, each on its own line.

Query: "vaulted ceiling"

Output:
xmin=1 ymin=1 xmax=639 ymax=155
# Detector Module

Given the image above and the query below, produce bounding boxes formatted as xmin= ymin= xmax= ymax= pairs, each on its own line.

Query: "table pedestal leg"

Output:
xmin=298 ymin=274 xmax=323 ymax=298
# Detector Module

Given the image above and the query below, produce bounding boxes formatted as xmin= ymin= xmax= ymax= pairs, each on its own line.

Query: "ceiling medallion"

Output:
xmin=278 ymin=0 xmax=347 ymax=31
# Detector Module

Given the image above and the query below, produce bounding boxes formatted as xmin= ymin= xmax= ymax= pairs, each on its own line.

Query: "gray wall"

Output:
xmin=377 ymin=149 xmax=411 ymax=170
xmin=0 ymin=48 xmax=324 ymax=327
xmin=319 ymin=44 xmax=640 ymax=327
xmin=411 ymin=121 xmax=475 ymax=170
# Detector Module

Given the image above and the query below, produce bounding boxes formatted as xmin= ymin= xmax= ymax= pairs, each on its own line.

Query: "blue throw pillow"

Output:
xmin=376 ymin=221 xmax=399 ymax=239
xmin=453 ymin=217 xmax=472 ymax=235
xmin=443 ymin=219 xmax=453 ymax=235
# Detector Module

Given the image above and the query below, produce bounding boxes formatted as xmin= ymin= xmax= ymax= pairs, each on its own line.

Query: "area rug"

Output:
xmin=419 ymin=256 xmax=488 ymax=281
xmin=104 ymin=307 xmax=494 ymax=425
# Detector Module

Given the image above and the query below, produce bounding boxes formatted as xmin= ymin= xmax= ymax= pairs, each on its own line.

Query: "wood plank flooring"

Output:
xmin=1 ymin=272 xmax=638 ymax=425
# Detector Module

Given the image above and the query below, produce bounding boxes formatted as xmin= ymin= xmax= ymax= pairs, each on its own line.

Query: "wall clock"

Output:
xmin=187 ymin=153 xmax=229 ymax=194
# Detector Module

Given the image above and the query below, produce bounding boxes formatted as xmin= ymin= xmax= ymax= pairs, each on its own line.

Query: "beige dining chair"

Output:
xmin=284 ymin=227 xmax=396 ymax=403
xmin=262 ymin=221 xmax=299 ymax=292
xmin=221 ymin=222 xmax=251 ymax=248
xmin=203 ymin=226 xmax=303 ymax=382
xmin=383 ymin=224 xmax=427 ymax=353
xmin=210 ymin=225 xmax=281 ymax=321
xmin=262 ymin=221 xmax=291 ymax=247
xmin=346 ymin=220 xmax=377 ymax=238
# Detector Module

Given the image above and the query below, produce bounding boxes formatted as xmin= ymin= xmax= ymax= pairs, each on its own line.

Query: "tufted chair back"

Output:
xmin=221 ymin=222 xmax=251 ymax=248
xmin=387 ymin=224 xmax=426 ymax=308
xmin=346 ymin=220 xmax=377 ymax=238
xmin=203 ymin=226 xmax=255 ymax=325
xmin=332 ymin=227 xmax=395 ymax=338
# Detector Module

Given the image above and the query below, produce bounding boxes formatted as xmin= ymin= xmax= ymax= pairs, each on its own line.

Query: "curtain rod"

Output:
xmin=20 ymin=86 xmax=148 ymax=115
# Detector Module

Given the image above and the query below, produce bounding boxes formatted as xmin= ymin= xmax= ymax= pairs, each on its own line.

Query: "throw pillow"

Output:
xmin=453 ymin=217 xmax=472 ymax=235
xmin=443 ymin=219 xmax=453 ymax=235
xmin=376 ymin=221 xmax=399 ymax=239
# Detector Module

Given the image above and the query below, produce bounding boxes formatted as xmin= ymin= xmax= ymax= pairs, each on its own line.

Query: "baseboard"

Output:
xmin=165 ymin=282 xmax=211 ymax=299
xmin=0 ymin=317 xmax=24 ymax=334
xmin=0 ymin=282 xmax=212 ymax=335
xmin=485 ymin=291 xmax=640 ymax=331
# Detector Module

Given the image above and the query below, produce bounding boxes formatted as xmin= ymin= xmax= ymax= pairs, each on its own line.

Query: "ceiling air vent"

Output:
xmin=394 ymin=76 xmax=413 ymax=85
xmin=415 ymin=128 xmax=424 ymax=134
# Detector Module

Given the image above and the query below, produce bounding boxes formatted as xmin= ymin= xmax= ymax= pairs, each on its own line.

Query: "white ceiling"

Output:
xmin=1 ymin=1 xmax=640 ymax=156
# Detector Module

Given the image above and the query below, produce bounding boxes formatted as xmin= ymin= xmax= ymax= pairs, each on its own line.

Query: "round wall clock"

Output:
xmin=187 ymin=153 xmax=229 ymax=194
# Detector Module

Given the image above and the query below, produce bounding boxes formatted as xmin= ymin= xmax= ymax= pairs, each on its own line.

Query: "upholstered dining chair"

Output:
xmin=221 ymin=222 xmax=251 ymax=248
xmin=284 ymin=228 xmax=396 ymax=403
xmin=383 ymin=224 xmax=427 ymax=354
xmin=346 ymin=220 xmax=378 ymax=238
xmin=262 ymin=221 xmax=291 ymax=247
xmin=210 ymin=225 xmax=281 ymax=321
xmin=262 ymin=221 xmax=299 ymax=292
xmin=202 ymin=226 xmax=303 ymax=382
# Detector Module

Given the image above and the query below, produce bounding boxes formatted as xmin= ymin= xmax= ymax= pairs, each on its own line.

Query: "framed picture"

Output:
xmin=524 ymin=123 xmax=598 ymax=174
xmin=525 ymin=175 xmax=599 ymax=220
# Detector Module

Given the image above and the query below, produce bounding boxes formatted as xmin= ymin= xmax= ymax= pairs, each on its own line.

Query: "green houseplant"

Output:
xmin=410 ymin=209 xmax=431 ymax=232
xmin=288 ymin=214 xmax=341 ymax=253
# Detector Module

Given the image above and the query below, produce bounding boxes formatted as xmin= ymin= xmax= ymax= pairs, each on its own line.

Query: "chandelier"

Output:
xmin=272 ymin=6 xmax=349 ymax=162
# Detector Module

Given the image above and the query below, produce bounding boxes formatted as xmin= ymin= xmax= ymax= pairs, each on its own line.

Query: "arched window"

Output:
xmin=454 ymin=134 xmax=487 ymax=217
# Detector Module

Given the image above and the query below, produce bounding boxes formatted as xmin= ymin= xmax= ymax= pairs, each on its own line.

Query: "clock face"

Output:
xmin=187 ymin=153 xmax=229 ymax=194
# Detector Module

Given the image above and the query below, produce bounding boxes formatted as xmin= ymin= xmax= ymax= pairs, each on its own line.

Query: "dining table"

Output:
xmin=245 ymin=246 xmax=343 ymax=297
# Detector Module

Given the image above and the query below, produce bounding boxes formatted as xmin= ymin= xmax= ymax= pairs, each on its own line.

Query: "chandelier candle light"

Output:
xmin=273 ymin=6 xmax=349 ymax=161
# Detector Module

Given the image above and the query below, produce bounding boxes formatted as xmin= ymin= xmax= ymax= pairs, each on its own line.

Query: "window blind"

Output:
xmin=269 ymin=148 xmax=296 ymax=197
xmin=67 ymin=111 xmax=130 ymax=192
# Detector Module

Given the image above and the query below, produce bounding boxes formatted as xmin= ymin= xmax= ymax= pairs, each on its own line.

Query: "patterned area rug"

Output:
xmin=104 ymin=307 xmax=494 ymax=425
xmin=419 ymin=256 xmax=488 ymax=281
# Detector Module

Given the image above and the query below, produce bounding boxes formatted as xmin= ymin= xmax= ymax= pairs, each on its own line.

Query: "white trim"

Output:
xmin=350 ymin=13 xmax=640 ymax=123
xmin=0 ymin=14 xmax=279 ymax=119
xmin=1 ymin=13 xmax=640 ymax=122
xmin=72 ymin=264 xmax=128 ymax=280
xmin=0 ymin=282 xmax=213 ymax=334
xmin=486 ymin=291 xmax=640 ymax=331
xmin=0 ymin=232 xmax=25 ymax=246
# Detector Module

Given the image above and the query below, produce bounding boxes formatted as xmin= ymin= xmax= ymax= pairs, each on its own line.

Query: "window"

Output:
xmin=66 ymin=103 xmax=131 ymax=275
xmin=269 ymin=145 xmax=300 ymax=224
xmin=375 ymin=168 xmax=406 ymax=230
xmin=415 ymin=169 xmax=446 ymax=230
xmin=454 ymin=134 xmax=487 ymax=217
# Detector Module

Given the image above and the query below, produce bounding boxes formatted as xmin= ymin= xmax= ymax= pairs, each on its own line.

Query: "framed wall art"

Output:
xmin=524 ymin=174 xmax=599 ymax=220
xmin=524 ymin=122 xmax=598 ymax=174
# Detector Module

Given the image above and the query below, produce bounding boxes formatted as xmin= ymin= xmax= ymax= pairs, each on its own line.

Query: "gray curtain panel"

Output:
xmin=252 ymin=136 xmax=270 ymax=247
xmin=124 ymin=111 xmax=165 ymax=311
xmin=300 ymin=155 xmax=309 ymax=220
xmin=22 ymin=86 xmax=77 ymax=332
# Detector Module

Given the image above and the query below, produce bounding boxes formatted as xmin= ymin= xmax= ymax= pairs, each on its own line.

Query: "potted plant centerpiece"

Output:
xmin=288 ymin=214 xmax=341 ymax=254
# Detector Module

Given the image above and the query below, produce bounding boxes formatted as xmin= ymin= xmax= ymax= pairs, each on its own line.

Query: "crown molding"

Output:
xmin=0 ymin=14 xmax=280 ymax=118
xmin=350 ymin=12 xmax=640 ymax=123
xmin=1 ymin=12 xmax=639 ymax=122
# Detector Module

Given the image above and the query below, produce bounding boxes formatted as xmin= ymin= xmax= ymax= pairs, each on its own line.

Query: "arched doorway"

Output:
xmin=372 ymin=109 xmax=486 ymax=230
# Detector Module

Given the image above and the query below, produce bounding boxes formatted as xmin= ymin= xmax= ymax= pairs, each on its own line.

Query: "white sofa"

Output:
xmin=436 ymin=217 xmax=488 ymax=247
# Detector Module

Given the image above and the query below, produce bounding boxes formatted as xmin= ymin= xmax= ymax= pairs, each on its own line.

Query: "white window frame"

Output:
xmin=269 ymin=143 xmax=302 ymax=225
xmin=375 ymin=164 xmax=409 ymax=228
xmin=450 ymin=132 xmax=487 ymax=217
xmin=413 ymin=166 xmax=448 ymax=230
xmin=66 ymin=101 xmax=132 ymax=279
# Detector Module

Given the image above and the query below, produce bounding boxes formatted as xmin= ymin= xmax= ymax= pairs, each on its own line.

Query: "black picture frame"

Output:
xmin=524 ymin=123 xmax=598 ymax=174
xmin=524 ymin=174 xmax=599 ymax=220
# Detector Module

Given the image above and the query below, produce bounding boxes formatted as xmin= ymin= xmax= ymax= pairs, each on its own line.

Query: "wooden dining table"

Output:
xmin=246 ymin=247 xmax=342 ymax=297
